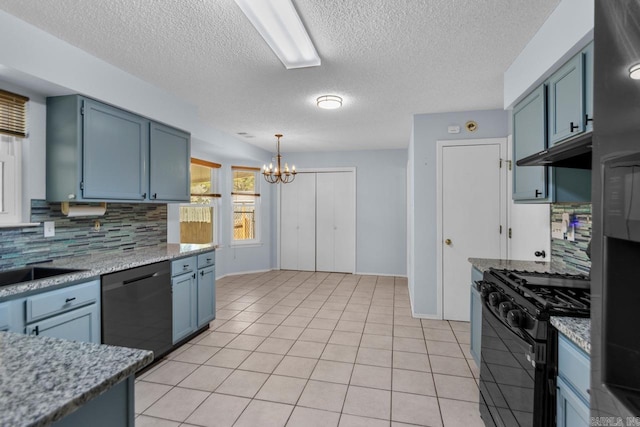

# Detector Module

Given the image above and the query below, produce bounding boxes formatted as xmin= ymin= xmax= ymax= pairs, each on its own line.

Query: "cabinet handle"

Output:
xmin=192 ymin=273 xmax=196 ymax=279
xmin=141 ymin=193 xmax=147 ymax=199
xmin=570 ymin=122 xmax=579 ymax=132
xmin=200 ymin=271 xmax=204 ymax=276
xmin=585 ymin=114 xmax=593 ymax=124
xmin=535 ymin=189 xmax=542 ymax=198
xmin=206 ymin=258 xmax=212 ymax=262
xmin=183 ymin=264 xmax=189 ymax=270
xmin=152 ymin=193 xmax=157 ymax=199
xmin=32 ymin=326 xmax=39 ymax=336
xmin=65 ymin=297 xmax=76 ymax=303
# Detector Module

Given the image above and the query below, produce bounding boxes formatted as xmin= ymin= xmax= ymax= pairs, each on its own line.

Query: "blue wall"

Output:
xmin=283 ymin=149 xmax=407 ymax=276
xmin=409 ymin=109 xmax=508 ymax=317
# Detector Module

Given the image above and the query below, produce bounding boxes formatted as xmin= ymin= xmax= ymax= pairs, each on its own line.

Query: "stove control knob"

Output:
xmin=480 ymin=283 xmax=493 ymax=298
xmin=488 ymin=292 xmax=502 ymax=307
xmin=507 ymin=309 xmax=524 ymax=328
xmin=498 ymin=301 xmax=514 ymax=318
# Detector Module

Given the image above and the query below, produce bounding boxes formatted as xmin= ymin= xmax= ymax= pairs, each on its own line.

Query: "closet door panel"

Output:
xmin=333 ymin=172 xmax=356 ymax=273
xmin=315 ymin=173 xmax=336 ymax=272
xmin=280 ymin=173 xmax=316 ymax=271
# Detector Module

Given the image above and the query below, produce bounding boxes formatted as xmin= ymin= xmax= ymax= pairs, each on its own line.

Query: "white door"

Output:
xmin=441 ymin=141 xmax=506 ymax=321
xmin=280 ymin=173 xmax=316 ymax=271
xmin=507 ymin=136 xmax=551 ymax=261
xmin=316 ymin=172 xmax=356 ymax=273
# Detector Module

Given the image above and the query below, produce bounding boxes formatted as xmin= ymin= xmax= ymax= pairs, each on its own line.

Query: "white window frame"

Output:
xmin=179 ymin=160 xmax=220 ymax=246
xmin=0 ymin=136 xmax=22 ymax=225
xmin=231 ymin=167 xmax=261 ymax=246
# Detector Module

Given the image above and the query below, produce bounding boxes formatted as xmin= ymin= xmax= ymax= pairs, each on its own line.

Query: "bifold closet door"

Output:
xmin=280 ymin=173 xmax=316 ymax=271
xmin=316 ymin=172 xmax=355 ymax=273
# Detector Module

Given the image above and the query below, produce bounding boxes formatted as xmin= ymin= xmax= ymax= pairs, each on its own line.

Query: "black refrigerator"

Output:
xmin=592 ymin=0 xmax=640 ymax=418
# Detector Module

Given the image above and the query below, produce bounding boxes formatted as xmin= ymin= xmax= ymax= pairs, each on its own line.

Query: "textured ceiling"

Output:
xmin=0 ymin=0 xmax=560 ymax=152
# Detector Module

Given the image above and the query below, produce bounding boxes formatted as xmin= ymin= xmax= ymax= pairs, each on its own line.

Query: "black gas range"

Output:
xmin=476 ymin=268 xmax=590 ymax=427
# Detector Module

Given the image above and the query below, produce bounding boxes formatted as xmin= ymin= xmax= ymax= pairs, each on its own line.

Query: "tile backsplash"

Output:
xmin=550 ymin=203 xmax=592 ymax=274
xmin=0 ymin=200 xmax=167 ymax=269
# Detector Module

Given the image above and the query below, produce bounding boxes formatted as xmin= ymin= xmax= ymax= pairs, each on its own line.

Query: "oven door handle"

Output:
xmin=483 ymin=299 xmax=536 ymax=355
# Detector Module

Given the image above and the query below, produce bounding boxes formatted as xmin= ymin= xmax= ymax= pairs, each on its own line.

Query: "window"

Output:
xmin=0 ymin=89 xmax=27 ymax=225
xmin=179 ymin=158 xmax=221 ymax=244
xmin=231 ymin=166 xmax=261 ymax=243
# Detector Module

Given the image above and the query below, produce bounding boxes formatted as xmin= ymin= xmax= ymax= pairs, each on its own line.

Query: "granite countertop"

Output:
xmin=0 ymin=243 xmax=215 ymax=300
xmin=551 ymin=316 xmax=591 ymax=354
xmin=468 ymin=257 xmax=587 ymax=276
xmin=0 ymin=331 xmax=153 ymax=427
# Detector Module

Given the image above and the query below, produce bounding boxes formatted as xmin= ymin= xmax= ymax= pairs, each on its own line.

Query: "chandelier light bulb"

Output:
xmin=630 ymin=63 xmax=640 ymax=80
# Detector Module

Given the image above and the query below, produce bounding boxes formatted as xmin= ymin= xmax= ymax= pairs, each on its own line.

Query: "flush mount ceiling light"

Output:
xmin=630 ymin=64 xmax=640 ymax=80
xmin=316 ymin=95 xmax=342 ymax=110
xmin=234 ymin=0 xmax=320 ymax=70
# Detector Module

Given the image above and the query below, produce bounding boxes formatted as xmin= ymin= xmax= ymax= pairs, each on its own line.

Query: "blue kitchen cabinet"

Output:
xmin=548 ymin=43 xmax=594 ymax=144
xmin=583 ymin=43 xmax=594 ymax=133
xmin=172 ymin=272 xmax=197 ymax=344
xmin=149 ymin=122 xmax=190 ymax=202
xmin=557 ymin=334 xmax=590 ymax=427
xmin=23 ymin=279 xmax=101 ymax=344
xmin=469 ymin=267 xmax=483 ymax=366
xmin=196 ymin=251 xmax=216 ymax=328
xmin=46 ymin=95 xmax=190 ymax=203
xmin=82 ymin=99 xmax=149 ymax=200
xmin=0 ymin=301 xmax=14 ymax=332
xmin=513 ymin=86 xmax=549 ymax=202
xmin=548 ymin=54 xmax=584 ymax=145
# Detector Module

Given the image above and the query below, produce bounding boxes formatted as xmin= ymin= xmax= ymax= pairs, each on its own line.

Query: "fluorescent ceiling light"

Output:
xmin=234 ymin=0 xmax=321 ymax=69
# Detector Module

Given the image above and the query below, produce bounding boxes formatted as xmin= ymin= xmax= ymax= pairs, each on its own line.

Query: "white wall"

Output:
xmin=409 ymin=109 xmax=508 ymax=317
xmin=503 ymin=0 xmax=594 ymax=108
xmin=282 ymin=150 xmax=408 ymax=276
xmin=0 ymin=10 xmax=273 ymax=278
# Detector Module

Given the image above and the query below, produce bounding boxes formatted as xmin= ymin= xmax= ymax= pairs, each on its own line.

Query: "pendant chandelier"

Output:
xmin=263 ymin=134 xmax=297 ymax=184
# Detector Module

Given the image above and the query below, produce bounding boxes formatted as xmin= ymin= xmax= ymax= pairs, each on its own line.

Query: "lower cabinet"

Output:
xmin=469 ymin=267 xmax=483 ymax=367
xmin=25 ymin=304 xmax=99 ymax=343
xmin=172 ymin=271 xmax=197 ymax=344
xmin=557 ymin=333 xmax=590 ymax=427
xmin=171 ymin=250 xmax=216 ymax=343
xmin=197 ymin=265 xmax=216 ymax=328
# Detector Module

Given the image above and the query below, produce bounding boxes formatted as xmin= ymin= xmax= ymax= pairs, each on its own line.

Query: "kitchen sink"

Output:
xmin=0 ymin=266 xmax=84 ymax=288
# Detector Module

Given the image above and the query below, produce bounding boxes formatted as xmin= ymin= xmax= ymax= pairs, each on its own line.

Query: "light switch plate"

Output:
xmin=44 ymin=221 xmax=55 ymax=237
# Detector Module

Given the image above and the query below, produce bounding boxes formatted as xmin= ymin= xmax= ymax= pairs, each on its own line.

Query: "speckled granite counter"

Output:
xmin=469 ymin=257 xmax=587 ymax=276
xmin=0 ymin=243 xmax=215 ymax=300
xmin=0 ymin=331 xmax=152 ymax=427
xmin=551 ymin=316 xmax=591 ymax=354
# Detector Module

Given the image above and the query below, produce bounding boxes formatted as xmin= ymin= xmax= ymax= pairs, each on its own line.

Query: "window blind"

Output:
xmin=0 ymin=89 xmax=29 ymax=138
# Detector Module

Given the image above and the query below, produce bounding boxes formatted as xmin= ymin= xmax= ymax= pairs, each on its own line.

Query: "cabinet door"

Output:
xmin=197 ymin=265 xmax=216 ymax=328
xmin=557 ymin=377 xmax=590 ymax=427
xmin=513 ymin=86 xmax=549 ymax=201
xmin=583 ymin=43 xmax=594 ymax=133
xmin=0 ymin=301 xmax=11 ymax=332
xmin=548 ymin=55 xmax=585 ymax=144
xmin=149 ymin=122 xmax=190 ymax=202
xmin=172 ymin=272 xmax=197 ymax=344
xmin=82 ymin=99 xmax=149 ymax=200
xmin=25 ymin=304 xmax=100 ymax=344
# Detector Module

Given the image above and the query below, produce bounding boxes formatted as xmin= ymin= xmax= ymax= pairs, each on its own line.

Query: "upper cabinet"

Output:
xmin=512 ymin=42 xmax=593 ymax=204
xmin=46 ymin=95 xmax=190 ymax=203
xmin=547 ymin=43 xmax=593 ymax=144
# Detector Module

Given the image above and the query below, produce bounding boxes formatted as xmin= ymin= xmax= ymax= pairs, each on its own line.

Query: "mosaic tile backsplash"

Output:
xmin=550 ymin=203 xmax=592 ymax=275
xmin=0 ymin=200 xmax=167 ymax=270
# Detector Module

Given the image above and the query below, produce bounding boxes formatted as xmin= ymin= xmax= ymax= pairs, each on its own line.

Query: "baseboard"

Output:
xmin=354 ymin=271 xmax=408 ymax=278
xmin=216 ymin=268 xmax=276 ymax=280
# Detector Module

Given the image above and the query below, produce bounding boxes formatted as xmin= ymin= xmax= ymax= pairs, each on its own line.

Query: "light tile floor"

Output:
xmin=135 ymin=270 xmax=483 ymax=427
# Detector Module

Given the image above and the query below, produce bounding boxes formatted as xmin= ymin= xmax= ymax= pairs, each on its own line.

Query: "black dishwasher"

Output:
xmin=101 ymin=261 xmax=172 ymax=359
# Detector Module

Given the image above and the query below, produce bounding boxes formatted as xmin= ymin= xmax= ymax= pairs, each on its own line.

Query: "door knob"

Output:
xmin=445 ymin=239 xmax=452 ymax=245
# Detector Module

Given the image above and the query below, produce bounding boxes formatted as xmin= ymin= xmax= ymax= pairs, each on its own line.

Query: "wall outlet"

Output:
xmin=551 ymin=222 xmax=563 ymax=239
xmin=44 ymin=221 xmax=55 ymax=237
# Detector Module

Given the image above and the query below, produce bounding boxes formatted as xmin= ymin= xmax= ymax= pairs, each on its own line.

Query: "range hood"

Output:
xmin=516 ymin=132 xmax=592 ymax=169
